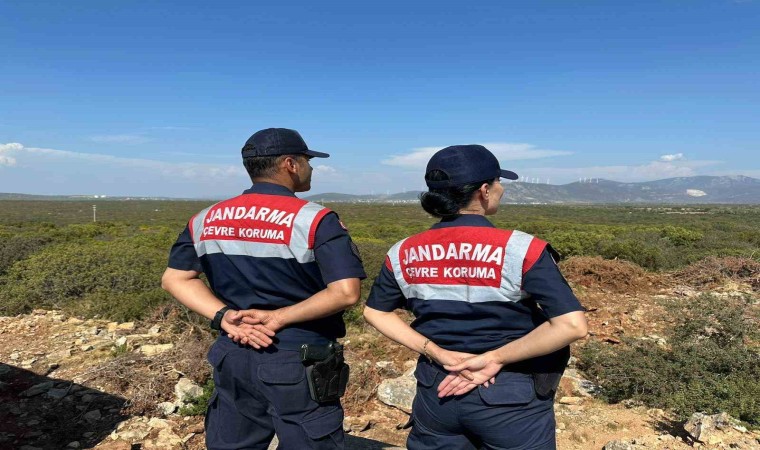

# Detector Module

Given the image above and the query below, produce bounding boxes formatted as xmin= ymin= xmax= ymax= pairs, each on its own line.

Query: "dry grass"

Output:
xmin=560 ymin=256 xmax=660 ymax=293
xmin=83 ymin=310 xmax=214 ymax=415
xmin=674 ymin=256 xmax=760 ymax=291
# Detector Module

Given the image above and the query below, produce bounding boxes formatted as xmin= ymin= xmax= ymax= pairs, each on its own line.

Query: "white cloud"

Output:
xmin=313 ymin=165 xmax=337 ymax=176
xmin=0 ymin=142 xmax=24 ymax=167
xmin=659 ymin=153 xmax=684 ymax=162
xmin=89 ymin=134 xmax=150 ymax=144
xmin=0 ymin=143 xmax=23 ymax=152
xmin=516 ymin=158 xmax=724 ymax=184
xmin=0 ymin=142 xmax=247 ymax=197
xmin=0 ymin=156 xmax=16 ymax=167
xmin=0 ymin=143 xmax=22 ymax=167
xmin=382 ymin=142 xmax=572 ymax=168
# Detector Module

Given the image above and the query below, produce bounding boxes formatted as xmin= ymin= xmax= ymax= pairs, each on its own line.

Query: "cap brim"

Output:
xmin=304 ymin=149 xmax=330 ymax=158
xmin=500 ymin=169 xmax=519 ymax=180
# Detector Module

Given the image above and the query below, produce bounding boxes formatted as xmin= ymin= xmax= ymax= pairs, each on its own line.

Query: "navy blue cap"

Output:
xmin=425 ymin=145 xmax=519 ymax=189
xmin=241 ymin=128 xmax=330 ymax=158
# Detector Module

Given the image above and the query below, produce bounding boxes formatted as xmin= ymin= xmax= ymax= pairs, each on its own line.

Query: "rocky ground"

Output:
xmin=1 ymin=257 xmax=758 ymax=449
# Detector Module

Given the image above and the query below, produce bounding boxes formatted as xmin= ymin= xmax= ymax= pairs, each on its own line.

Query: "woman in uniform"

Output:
xmin=363 ymin=144 xmax=587 ymax=450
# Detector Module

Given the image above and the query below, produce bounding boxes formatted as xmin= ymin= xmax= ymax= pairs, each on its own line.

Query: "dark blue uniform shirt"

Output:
xmin=168 ymin=182 xmax=366 ymax=348
xmin=366 ymin=214 xmax=583 ymax=356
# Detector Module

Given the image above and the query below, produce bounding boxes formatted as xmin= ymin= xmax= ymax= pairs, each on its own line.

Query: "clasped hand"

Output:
xmin=220 ymin=309 xmax=283 ymax=350
xmin=434 ymin=349 xmax=503 ymax=398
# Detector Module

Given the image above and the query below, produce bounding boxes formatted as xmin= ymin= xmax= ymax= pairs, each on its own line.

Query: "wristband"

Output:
xmin=422 ymin=338 xmax=432 ymax=362
xmin=210 ymin=306 xmax=233 ymax=331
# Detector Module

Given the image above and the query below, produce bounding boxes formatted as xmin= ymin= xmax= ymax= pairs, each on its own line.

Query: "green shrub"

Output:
xmin=0 ymin=234 xmax=52 ymax=275
xmin=660 ymin=226 xmax=704 ymax=246
xmin=598 ymin=237 xmax=664 ymax=270
xmin=0 ymin=237 xmax=169 ymax=319
xmin=579 ymin=294 xmax=760 ymax=426
xmin=179 ymin=378 xmax=215 ymax=416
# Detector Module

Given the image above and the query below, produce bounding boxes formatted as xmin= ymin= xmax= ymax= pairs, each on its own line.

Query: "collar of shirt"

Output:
xmin=430 ymin=214 xmax=495 ymax=229
xmin=242 ymin=182 xmax=297 ymax=197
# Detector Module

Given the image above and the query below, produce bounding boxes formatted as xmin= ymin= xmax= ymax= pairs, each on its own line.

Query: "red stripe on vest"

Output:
xmin=384 ymin=255 xmax=392 ymax=271
xmin=308 ymin=208 xmax=332 ymax=249
xmin=188 ymin=213 xmax=198 ymax=241
xmin=398 ymin=227 xmax=512 ymax=288
xmin=522 ymin=238 xmax=547 ymax=275
xmin=199 ymin=194 xmax=306 ymax=244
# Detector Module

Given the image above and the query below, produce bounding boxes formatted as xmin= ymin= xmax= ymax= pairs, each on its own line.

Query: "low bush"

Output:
xmin=0 ymin=234 xmax=52 ymax=275
xmin=0 ymin=237 xmax=169 ymax=319
xmin=579 ymin=294 xmax=760 ymax=426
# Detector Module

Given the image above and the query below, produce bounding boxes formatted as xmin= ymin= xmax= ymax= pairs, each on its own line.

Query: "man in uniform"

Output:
xmin=161 ymin=128 xmax=366 ymax=450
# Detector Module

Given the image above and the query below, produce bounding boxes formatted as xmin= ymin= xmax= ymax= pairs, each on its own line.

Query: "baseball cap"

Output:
xmin=425 ymin=145 xmax=519 ymax=189
xmin=241 ymin=128 xmax=330 ymax=158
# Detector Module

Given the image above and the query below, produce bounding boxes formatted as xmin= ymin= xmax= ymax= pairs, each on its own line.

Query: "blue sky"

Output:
xmin=1 ymin=1 xmax=758 ymax=197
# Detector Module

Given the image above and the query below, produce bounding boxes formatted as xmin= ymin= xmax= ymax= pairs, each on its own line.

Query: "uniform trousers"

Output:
xmin=408 ymin=360 xmax=556 ymax=450
xmin=205 ymin=336 xmax=345 ymax=450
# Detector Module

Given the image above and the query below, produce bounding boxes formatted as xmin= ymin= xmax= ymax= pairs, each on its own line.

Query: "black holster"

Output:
xmin=300 ymin=342 xmax=349 ymax=403
xmin=531 ymin=346 xmax=571 ymax=399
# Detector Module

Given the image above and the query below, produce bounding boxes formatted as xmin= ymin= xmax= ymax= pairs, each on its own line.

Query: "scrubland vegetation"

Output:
xmin=0 ymin=200 xmax=758 ymax=426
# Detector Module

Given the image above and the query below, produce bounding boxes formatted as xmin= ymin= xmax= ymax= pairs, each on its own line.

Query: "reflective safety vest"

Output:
xmin=189 ymin=194 xmax=331 ymax=263
xmin=386 ymin=227 xmax=547 ymax=303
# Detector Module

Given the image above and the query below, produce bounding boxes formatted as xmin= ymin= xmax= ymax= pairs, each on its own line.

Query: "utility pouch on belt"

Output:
xmin=300 ymin=342 xmax=349 ymax=403
xmin=531 ymin=346 xmax=571 ymax=399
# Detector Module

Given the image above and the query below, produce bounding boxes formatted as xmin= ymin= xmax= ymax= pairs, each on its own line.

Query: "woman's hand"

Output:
xmin=428 ymin=347 xmax=475 ymax=367
xmin=437 ymin=351 xmax=503 ymax=397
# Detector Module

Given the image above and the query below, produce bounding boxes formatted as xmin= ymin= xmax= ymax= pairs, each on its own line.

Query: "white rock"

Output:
xmin=376 ymin=368 xmax=416 ymax=413
xmin=148 ymin=417 xmax=171 ymax=429
xmin=140 ymin=344 xmax=174 ymax=356
xmin=157 ymin=402 xmax=178 ymax=415
xmin=83 ymin=409 xmax=101 ymax=422
xmin=116 ymin=322 xmax=135 ymax=331
xmin=21 ymin=358 xmax=37 ymax=367
xmin=47 ymin=349 xmax=72 ymax=362
xmin=21 ymin=381 xmax=55 ymax=397
xmin=46 ymin=388 xmax=69 ymax=399
xmin=175 ymin=378 xmax=204 ymax=403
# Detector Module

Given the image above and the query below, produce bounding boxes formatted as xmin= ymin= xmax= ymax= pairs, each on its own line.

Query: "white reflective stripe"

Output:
xmin=195 ymin=239 xmax=315 ymax=263
xmin=291 ymin=202 xmax=327 ymax=249
xmin=190 ymin=206 xmax=215 ymax=245
xmin=388 ymin=239 xmax=412 ymax=296
xmin=404 ymin=284 xmax=512 ymax=303
xmin=500 ymin=230 xmax=534 ymax=301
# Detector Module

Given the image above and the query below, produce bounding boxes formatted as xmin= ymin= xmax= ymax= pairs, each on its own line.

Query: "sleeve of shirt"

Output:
xmin=366 ymin=257 xmax=406 ymax=312
xmin=521 ymin=247 xmax=584 ymax=318
xmin=313 ymin=212 xmax=367 ymax=284
xmin=167 ymin=225 xmax=203 ymax=273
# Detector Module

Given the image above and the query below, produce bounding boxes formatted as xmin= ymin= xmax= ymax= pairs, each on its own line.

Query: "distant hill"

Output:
xmin=304 ymin=175 xmax=760 ymax=204
xmin=3 ymin=175 xmax=758 ymax=204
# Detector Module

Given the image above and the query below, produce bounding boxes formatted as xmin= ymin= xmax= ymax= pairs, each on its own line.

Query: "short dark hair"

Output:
xmin=419 ymin=170 xmax=495 ymax=218
xmin=243 ymin=154 xmax=307 ymax=180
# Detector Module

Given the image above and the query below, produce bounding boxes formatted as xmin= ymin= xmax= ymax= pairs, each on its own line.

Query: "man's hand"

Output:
xmin=221 ymin=310 xmax=276 ymax=349
xmin=437 ymin=352 xmax=503 ymax=398
xmin=236 ymin=308 xmax=285 ymax=332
